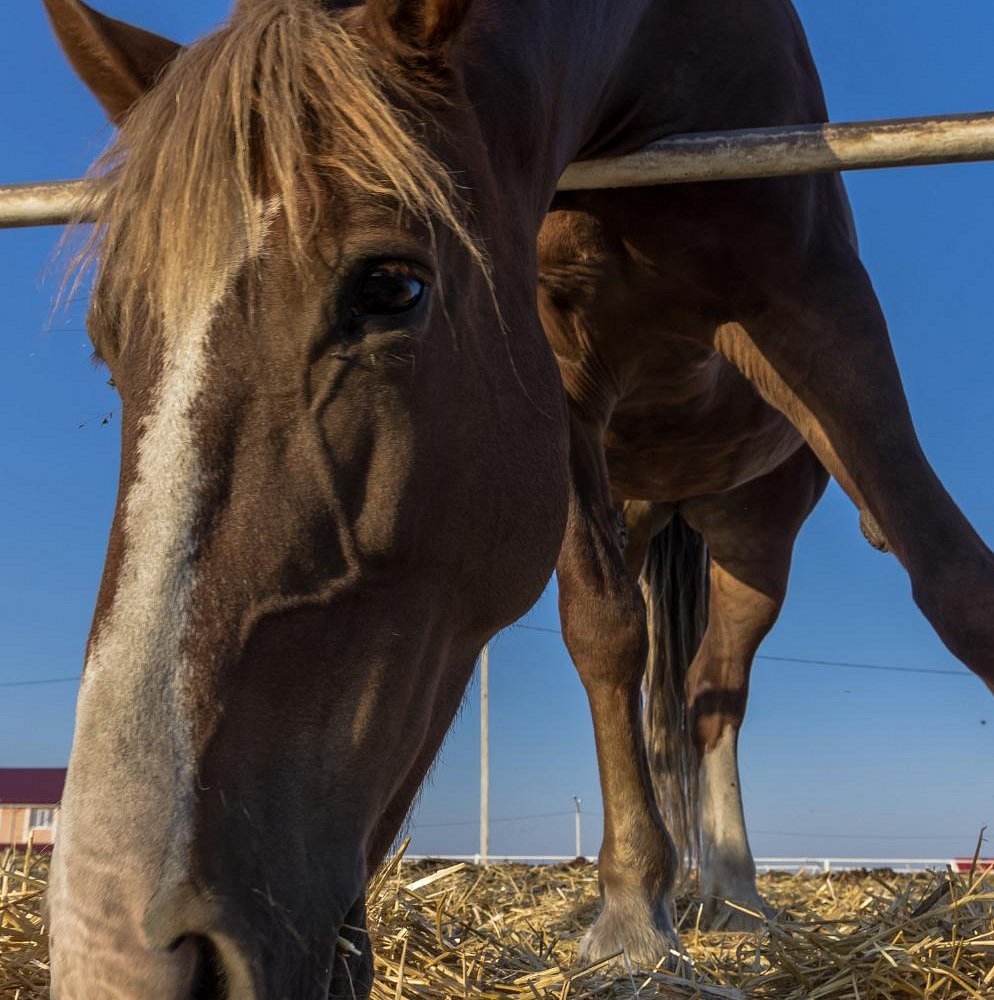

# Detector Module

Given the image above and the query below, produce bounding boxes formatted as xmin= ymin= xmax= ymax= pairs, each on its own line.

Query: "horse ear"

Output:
xmin=44 ymin=0 xmax=183 ymax=125
xmin=365 ymin=0 xmax=472 ymax=54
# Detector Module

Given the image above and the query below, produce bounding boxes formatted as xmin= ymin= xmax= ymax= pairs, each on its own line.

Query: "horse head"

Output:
xmin=43 ymin=1 xmax=568 ymax=996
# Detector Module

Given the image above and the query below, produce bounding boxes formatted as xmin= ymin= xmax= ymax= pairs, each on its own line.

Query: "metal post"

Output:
xmin=573 ymin=796 xmax=582 ymax=858
xmin=479 ymin=645 xmax=490 ymax=868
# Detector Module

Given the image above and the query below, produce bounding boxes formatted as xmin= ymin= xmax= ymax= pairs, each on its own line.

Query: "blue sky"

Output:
xmin=1 ymin=1 xmax=993 ymax=863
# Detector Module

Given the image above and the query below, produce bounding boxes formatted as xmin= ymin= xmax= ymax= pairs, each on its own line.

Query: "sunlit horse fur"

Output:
xmin=43 ymin=0 xmax=994 ymax=997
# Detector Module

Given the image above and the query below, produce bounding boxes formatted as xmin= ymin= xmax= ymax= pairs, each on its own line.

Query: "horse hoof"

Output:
xmin=699 ymin=893 xmax=774 ymax=932
xmin=577 ymin=899 xmax=683 ymax=971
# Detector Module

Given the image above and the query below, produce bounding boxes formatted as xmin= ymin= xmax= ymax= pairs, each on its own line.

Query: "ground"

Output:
xmin=3 ymin=846 xmax=992 ymax=998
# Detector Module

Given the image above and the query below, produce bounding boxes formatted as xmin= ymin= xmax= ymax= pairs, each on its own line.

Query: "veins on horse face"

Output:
xmin=612 ymin=508 xmax=630 ymax=551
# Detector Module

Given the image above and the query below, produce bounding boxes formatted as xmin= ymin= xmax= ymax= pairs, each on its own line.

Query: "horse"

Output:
xmin=42 ymin=0 xmax=994 ymax=997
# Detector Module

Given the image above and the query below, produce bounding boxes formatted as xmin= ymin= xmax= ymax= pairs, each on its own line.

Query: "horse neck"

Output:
xmin=457 ymin=0 xmax=655 ymax=218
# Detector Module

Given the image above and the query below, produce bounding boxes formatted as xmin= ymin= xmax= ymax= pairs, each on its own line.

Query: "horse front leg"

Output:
xmin=717 ymin=233 xmax=994 ymax=689
xmin=558 ymin=413 xmax=681 ymax=970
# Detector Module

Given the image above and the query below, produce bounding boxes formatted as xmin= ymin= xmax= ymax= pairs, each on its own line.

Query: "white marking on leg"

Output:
xmin=699 ymin=727 xmax=764 ymax=918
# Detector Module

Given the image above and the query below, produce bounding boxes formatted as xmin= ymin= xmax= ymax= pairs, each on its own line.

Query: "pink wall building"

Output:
xmin=0 ymin=768 xmax=66 ymax=849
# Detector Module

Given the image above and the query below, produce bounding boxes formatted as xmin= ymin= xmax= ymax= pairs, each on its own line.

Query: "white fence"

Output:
xmin=402 ymin=854 xmax=962 ymax=873
xmin=754 ymin=857 xmax=959 ymax=874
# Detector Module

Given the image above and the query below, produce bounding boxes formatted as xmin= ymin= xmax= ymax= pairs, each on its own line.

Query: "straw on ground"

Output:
xmin=3 ymin=844 xmax=993 ymax=999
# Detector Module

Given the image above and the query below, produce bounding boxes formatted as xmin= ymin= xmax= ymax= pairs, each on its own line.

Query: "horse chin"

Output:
xmin=330 ymin=898 xmax=375 ymax=1000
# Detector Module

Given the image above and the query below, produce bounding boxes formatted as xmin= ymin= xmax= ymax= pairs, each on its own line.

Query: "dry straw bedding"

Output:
xmin=3 ymin=845 xmax=993 ymax=999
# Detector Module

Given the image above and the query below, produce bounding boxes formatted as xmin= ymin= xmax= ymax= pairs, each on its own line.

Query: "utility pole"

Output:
xmin=573 ymin=795 xmax=582 ymax=858
xmin=479 ymin=645 xmax=490 ymax=867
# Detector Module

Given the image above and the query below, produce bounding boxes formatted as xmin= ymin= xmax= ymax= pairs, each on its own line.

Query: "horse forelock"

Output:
xmin=73 ymin=0 xmax=485 ymax=343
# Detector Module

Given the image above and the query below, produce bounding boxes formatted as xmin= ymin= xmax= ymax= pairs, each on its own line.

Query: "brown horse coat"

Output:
xmin=42 ymin=0 xmax=994 ymax=995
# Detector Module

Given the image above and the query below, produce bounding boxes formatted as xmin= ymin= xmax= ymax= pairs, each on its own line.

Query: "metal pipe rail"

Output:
xmin=0 ymin=179 xmax=93 ymax=230
xmin=2 ymin=111 xmax=994 ymax=229
xmin=558 ymin=110 xmax=994 ymax=190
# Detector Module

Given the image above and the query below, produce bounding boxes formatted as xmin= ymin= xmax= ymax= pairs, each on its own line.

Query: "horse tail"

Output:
xmin=641 ymin=513 xmax=710 ymax=879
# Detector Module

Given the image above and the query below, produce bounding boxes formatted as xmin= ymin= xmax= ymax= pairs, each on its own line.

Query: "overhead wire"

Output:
xmin=511 ymin=623 xmax=972 ymax=678
xmin=413 ymin=811 xmax=964 ymax=842
xmin=0 ymin=622 xmax=975 ymax=688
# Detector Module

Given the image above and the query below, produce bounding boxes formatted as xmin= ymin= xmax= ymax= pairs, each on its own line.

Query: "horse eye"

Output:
xmin=351 ymin=266 xmax=426 ymax=319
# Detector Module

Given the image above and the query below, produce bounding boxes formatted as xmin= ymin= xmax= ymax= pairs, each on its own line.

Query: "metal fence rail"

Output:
xmin=558 ymin=111 xmax=994 ymax=190
xmin=3 ymin=111 xmax=994 ymax=229
xmin=0 ymin=179 xmax=92 ymax=230
xmin=401 ymin=854 xmax=962 ymax=873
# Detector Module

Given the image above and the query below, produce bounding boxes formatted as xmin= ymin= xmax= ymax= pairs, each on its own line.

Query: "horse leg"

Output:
xmin=716 ymin=230 xmax=994 ymax=688
xmin=558 ymin=414 xmax=681 ymax=969
xmin=680 ymin=445 xmax=828 ymax=929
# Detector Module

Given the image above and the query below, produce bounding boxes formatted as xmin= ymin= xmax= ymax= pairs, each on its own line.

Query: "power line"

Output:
xmin=416 ymin=811 xmax=575 ymax=829
xmin=0 ymin=629 xmax=974 ymax=689
xmin=756 ymin=653 xmax=966 ymax=678
xmin=511 ymin=623 xmax=972 ymax=678
xmin=414 ymin=810 xmax=966 ymax=843
xmin=512 ymin=623 xmax=564 ymax=636
xmin=0 ymin=676 xmax=80 ymax=689
xmin=556 ymin=811 xmax=977 ymax=842
xmin=751 ymin=829 xmax=971 ymax=841
xmin=1 ymin=666 xmax=976 ymax=845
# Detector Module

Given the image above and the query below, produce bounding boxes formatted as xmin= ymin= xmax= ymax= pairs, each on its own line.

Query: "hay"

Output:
xmin=3 ymin=845 xmax=993 ymax=998
xmin=0 ymin=844 xmax=49 ymax=1000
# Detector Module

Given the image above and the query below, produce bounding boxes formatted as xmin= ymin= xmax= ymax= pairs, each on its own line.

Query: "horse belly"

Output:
xmin=603 ymin=376 xmax=804 ymax=503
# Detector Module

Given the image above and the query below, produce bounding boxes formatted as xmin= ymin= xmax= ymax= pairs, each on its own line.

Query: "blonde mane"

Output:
xmin=78 ymin=0 xmax=482 ymax=338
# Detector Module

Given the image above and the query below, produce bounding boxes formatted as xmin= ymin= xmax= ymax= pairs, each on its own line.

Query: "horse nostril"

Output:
xmin=188 ymin=935 xmax=227 ymax=1000
xmin=143 ymin=886 xmax=234 ymax=998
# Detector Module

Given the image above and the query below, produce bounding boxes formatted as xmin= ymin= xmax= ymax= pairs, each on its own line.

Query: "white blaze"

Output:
xmin=49 ymin=293 xmax=226 ymax=990
xmin=49 ymin=203 xmax=269 ymax=996
xmin=81 ymin=298 xmax=214 ymax=814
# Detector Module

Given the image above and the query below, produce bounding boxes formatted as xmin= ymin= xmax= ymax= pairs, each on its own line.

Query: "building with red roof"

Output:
xmin=0 ymin=768 xmax=67 ymax=849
